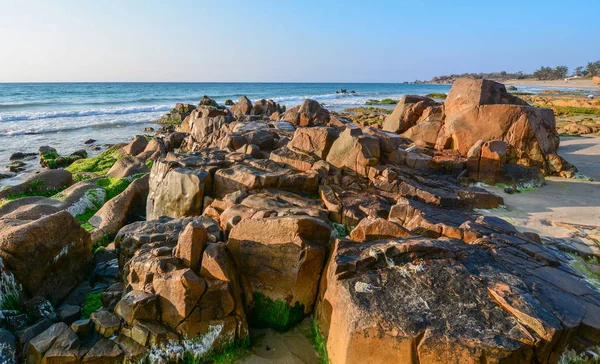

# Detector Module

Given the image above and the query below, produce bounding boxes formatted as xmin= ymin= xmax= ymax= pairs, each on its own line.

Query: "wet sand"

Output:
xmin=481 ymin=135 xmax=600 ymax=256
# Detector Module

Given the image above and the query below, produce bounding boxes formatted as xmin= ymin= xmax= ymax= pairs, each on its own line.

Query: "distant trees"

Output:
xmin=533 ymin=65 xmax=569 ymax=80
xmin=428 ymin=71 xmax=530 ymax=84
xmin=587 ymin=60 xmax=600 ymax=76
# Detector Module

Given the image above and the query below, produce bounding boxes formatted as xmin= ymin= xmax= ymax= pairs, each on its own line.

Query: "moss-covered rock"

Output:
xmin=248 ymin=291 xmax=305 ymax=331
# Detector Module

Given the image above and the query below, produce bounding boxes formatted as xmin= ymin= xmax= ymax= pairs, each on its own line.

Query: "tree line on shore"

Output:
xmin=420 ymin=59 xmax=600 ymax=83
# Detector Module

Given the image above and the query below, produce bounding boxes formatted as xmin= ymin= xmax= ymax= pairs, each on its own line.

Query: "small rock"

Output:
xmin=70 ymin=149 xmax=88 ymax=158
xmin=90 ymin=310 xmax=121 ymax=338
xmin=504 ymin=187 xmax=515 ymax=194
xmin=38 ymin=146 xmax=57 ymax=156
xmin=9 ymin=152 xmax=36 ymax=160
xmin=71 ymin=318 xmax=94 ymax=337
xmin=84 ymin=139 xmax=96 ymax=145
xmin=59 ymin=305 xmax=82 ymax=325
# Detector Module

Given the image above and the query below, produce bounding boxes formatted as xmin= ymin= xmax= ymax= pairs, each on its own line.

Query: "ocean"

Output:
xmin=0 ymin=82 xmax=551 ymax=186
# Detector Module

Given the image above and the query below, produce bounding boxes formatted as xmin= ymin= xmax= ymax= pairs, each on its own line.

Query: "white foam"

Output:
xmin=0 ymin=104 xmax=170 ymax=122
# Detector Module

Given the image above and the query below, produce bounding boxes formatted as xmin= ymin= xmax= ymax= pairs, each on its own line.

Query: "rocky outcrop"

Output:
xmin=231 ymin=96 xmax=253 ymax=116
xmin=383 ymin=78 xmax=576 ymax=177
xmin=228 ymin=216 xmax=332 ymax=329
xmin=0 ymin=169 xmax=72 ymax=200
xmin=0 ymin=210 xmax=92 ymax=304
xmin=146 ymin=159 xmax=212 ymax=220
xmin=282 ymin=99 xmax=330 ymax=126
xmin=317 ymin=231 xmax=600 ymax=363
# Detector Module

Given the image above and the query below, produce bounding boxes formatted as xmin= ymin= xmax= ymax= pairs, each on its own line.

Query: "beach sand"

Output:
xmin=480 ymin=135 xmax=600 ymax=256
xmin=505 ymin=78 xmax=598 ymax=89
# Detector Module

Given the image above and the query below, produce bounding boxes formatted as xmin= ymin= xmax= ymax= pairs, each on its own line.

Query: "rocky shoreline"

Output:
xmin=1 ymin=78 xmax=600 ymax=363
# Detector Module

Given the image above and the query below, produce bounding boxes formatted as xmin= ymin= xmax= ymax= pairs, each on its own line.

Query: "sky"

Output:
xmin=0 ymin=0 xmax=598 ymax=83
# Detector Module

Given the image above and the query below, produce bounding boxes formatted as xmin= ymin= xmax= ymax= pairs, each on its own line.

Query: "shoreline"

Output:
xmin=504 ymin=78 xmax=598 ymax=89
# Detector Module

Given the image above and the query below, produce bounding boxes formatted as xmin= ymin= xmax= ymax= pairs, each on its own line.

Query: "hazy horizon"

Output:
xmin=1 ymin=0 xmax=598 ymax=83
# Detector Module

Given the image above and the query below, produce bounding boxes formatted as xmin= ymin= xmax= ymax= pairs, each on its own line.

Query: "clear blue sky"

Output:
xmin=0 ymin=0 xmax=598 ymax=82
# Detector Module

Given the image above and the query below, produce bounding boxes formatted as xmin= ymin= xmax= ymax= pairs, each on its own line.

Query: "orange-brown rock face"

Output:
xmin=388 ymin=78 xmax=575 ymax=177
xmin=316 ymin=233 xmax=600 ymax=364
xmin=227 ymin=216 xmax=332 ymax=315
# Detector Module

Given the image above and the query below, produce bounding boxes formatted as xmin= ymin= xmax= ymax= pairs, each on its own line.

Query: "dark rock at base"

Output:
xmin=0 ymin=328 xmax=17 ymax=364
xmin=10 ymin=152 xmax=36 ymax=160
xmin=84 ymin=139 xmax=96 ymax=145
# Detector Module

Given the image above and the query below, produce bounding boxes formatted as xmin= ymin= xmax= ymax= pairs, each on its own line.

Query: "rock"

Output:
xmin=382 ymin=95 xmax=439 ymax=134
xmin=0 ymin=169 xmax=72 ymax=199
xmin=70 ymin=319 xmax=93 ymax=337
xmin=0 ymin=210 xmax=92 ymax=304
xmin=91 ymin=310 xmax=121 ymax=338
xmin=23 ymin=296 xmax=56 ymax=322
xmin=114 ymin=290 xmax=159 ymax=325
xmin=173 ymin=221 xmax=208 ymax=271
xmin=326 ymin=128 xmax=380 ymax=176
xmin=253 ymin=99 xmax=282 ymax=117
xmin=153 ymin=268 xmax=207 ymax=328
xmin=9 ymin=151 xmax=36 ymax=160
xmin=199 ymin=95 xmax=218 ymax=108
xmin=231 ymin=96 xmax=253 ymax=116
xmin=82 ymin=338 xmax=124 ymax=363
xmin=228 ymin=216 xmax=332 ymax=328
xmin=349 ymin=217 xmax=411 ymax=242
xmin=146 ymin=159 xmax=211 ymax=220
xmin=0 ymin=328 xmax=16 ymax=364
xmin=38 ymin=145 xmax=57 ymax=156
xmin=114 ymin=335 xmax=148 ymax=362
xmin=84 ymin=139 xmax=96 ymax=145
xmin=316 ymin=235 xmax=599 ymax=363
xmin=282 ymin=99 xmax=330 ymax=127
xmin=287 ymin=126 xmax=338 ymax=159
xmin=70 ymin=149 xmax=88 ymax=159
xmin=89 ymin=174 xmax=149 ymax=239
xmin=106 ymin=155 xmax=149 ymax=179
xmin=26 ymin=322 xmax=78 ymax=364
xmin=122 ymin=135 xmax=148 ymax=156
xmin=225 ymin=99 xmax=234 ymax=106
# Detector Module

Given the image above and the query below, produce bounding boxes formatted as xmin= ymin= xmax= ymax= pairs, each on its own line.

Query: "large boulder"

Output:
xmin=444 ymin=78 xmax=529 ymax=116
xmin=231 ymin=96 xmax=253 ymax=116
xmin=0 ymin=211 xmax=92 ymax=304
xmin=253 ymin=99 xmax=282 ymax=117
xmin=146 ymin=159 xmax=211 ymax=220
xmin=89 ymin=174 xmax=149 ymax=240
xmin=106 ymin=156 xmax=150 ymax=179
xmin=287 ymin=126 xmax=338 ymax=159
xmin=326 ymin=128 xmax=380 ymax=176
xmin=0 ymin=170 xmax=72 ymax=200
xmin=227 ymin=216 xmax=332 ymax=329
xmin=282 ymin=99 xmax=330 ymax=127
xmin=383 ymin=96 xmax=440 ymax=134
xmin=316 ymin=236 xmax=600 ymax=364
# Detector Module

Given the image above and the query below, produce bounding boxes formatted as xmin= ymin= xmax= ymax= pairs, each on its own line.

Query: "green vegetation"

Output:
xmin=550 ymin=106 xmax=600 ymax=117
xmin=95 ymin=177 xmax=131 ymax=200
xmin=82 ymin=292 xmax=103 ymax=318
xmin=344 ymin=106 xmax=392 ymax=115
xmin=365 ymin=98 xmax=398 ymax=105
xmin=311 ymin=319 xmax=329 ymax=364
xmin=181 ymin=336 xmax=252 ymax=364
xmin=145 ymin=160 xmax=154 ymax=169
xmin=558 ymin=348 xmax=600 ymax=364
xmin=1 ymin=180 xmax=65 ymax=204
xmin=510 ymin=91 xmax=534 ymax=96
xmin=248 ymin=291 xmax=305 ymax=331
xmin=533 ymin=65 xmax=569 ymax=80
xmin=92 ymin=233 xmax=115 ymax=254
xmin=66 ymin=146 xmax=122 ymax=175
xmin=332 ymin=222 xmax=348 ymax=237
xmin=569 ymin=254 xmax=600 ymax=288
xmin=0 ymin=270 xmax=22 ymax=311
xmin=426 ymin=92 xmax=447 ymax=99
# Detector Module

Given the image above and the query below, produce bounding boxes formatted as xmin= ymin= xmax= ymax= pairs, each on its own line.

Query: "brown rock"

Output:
xmin=228 ymin=216 xmax=332 ymax=315
xmin=114 ymin=290 xmax=159 ymax=325
xmin=90 ymin=310 xmax=121 ymax=338
xmin=287 ymin=126 xmax=337 ymax=159
xmin=349 ymin=217 xmax=411 ymax=242
xmin=231 ymin=96 xmax=253 ymax=116
xmin=282 ymin=99 xmax=330 ymax=126
xmin=82 ymin=338 xmax=124 ymax=363
xmin=122 ymin=135 xmax=149 ymax=156
xmin=106 ymin=155 xmax=149 ymax=179
xmin=153 ymin=268 xmax=207 ymax=328
xmin=0 ymin=211 xmax=92 ymax=304
xmin=326 ymin=128 xmax=380 ymax=176
xmin=173 ymin=221 xmax=208 ymax=271
xmin=382 ymin=95 xmax=439 ymax=134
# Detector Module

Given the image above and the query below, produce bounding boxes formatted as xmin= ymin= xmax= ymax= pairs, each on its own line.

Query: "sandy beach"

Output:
xmin=504 ymin=78 xmax=598 ymax=89
xmin=481 ymin=135 xmax=600 ymax=256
